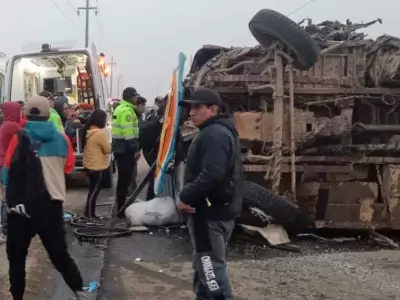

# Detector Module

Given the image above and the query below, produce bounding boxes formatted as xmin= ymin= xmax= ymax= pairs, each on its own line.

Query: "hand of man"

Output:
xmin=177 ymin=200 xmax=196 ymax=214
xmin=135 ymin=152 xmax=141 ymax=161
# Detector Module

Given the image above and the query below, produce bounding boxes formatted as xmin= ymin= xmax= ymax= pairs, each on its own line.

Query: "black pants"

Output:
xmin=146 ymin=168 xmax=155 ymax=200
xmin=143 ymin=149 xmax=157 ymax=201
xmin=128 ymin=161 xmax=138 ymax=196
xmin=85 ymin=169 xmax=104 ymax=218
xmin=188 ymin=216 xmax=235 ymax=300
xmin=114 ymin=153 xmax=136 ymax=216
xmin=6 ymin=201 xmax=83 ymax=300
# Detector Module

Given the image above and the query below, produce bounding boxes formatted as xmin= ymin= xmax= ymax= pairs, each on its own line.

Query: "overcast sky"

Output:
xmin=0 ymin=0 xmax=398 ymax=104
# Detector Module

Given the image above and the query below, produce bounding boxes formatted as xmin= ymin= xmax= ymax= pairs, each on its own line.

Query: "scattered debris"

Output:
xmin=369 ymin=226 xmax=399 ymax=249
xmin=87 ymin=281 xmax=100 ymax=292
xmin=63 ymin=212 xmax=74 ymax=223
xmin=297 ymin=233 xmax=358 ymax=243
xmin=239 ymin=224 xmax=290 ymax=246
xmin=128 ymin=226 xmax=148 ymax=232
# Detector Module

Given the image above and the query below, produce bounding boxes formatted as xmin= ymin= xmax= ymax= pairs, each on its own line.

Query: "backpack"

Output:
xmin=6 ymin=131 xmax=48 ymax=217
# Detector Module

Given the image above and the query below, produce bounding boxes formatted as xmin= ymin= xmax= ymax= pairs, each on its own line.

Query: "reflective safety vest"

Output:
xmin=49 ymin=107 xmax=64 ymax=132
xmin=111 ymin=100 xmax=139 ymax=141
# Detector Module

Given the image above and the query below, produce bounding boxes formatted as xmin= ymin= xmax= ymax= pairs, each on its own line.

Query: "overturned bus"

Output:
xmin=181 ymin=9 xmax=400 ymax=230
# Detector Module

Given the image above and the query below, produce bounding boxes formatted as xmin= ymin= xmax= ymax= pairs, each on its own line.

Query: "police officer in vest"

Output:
xmin=112 ymin=87 xmax=141 ymax=217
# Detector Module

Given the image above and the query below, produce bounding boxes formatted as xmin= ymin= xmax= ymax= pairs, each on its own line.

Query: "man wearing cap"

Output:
xmin=2 ymin=96 xmax=86 ymax=299
xmin=112 ymin=87 xmax=141 ymax=217
xmin=178 ymin=87 xmax=244 ymax=300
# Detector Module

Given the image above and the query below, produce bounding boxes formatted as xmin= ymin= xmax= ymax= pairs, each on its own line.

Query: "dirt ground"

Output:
xmin=98 ymin=227 xmax=400 ymax=300
xmin=97 ymin=159 xmax=400 ymax=300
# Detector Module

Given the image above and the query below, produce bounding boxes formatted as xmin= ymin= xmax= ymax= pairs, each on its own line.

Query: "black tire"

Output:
xmin=242 ymin=181 xmax=308 ymax=233
xmin=101 ymin=166 xmax=113 ymax=189
xmin=248 ymin=9 xmax=319 ymax=70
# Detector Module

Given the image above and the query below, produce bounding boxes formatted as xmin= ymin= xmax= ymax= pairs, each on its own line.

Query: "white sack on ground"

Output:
xmin=125 ymin=196 xmax=182 ymax=226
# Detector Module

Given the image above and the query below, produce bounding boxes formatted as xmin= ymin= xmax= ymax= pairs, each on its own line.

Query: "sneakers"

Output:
xmin=74 ymin=291 xmax=88 ymax=299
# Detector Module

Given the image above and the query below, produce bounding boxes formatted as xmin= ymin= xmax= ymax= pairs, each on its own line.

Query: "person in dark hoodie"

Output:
xmin=2 ymin=96 xmax=86 ymax=300
xmin=178 ymin=87 xmax=244 ymax=300
xmin=54 ymin=99 xmax=69 ymax=128
xmin=140 ymin=95 xmax=166 ymax=200
xmin=0 ymin=102 xmax=23 ymax=237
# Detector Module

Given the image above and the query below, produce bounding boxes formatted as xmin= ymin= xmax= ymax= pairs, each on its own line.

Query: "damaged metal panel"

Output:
xmin=382 ymin=165 xmax=400 ymax=229
xmin=297 ymin=182 xmax=383 ymax=227
xmin=183 ymin=15 xmax=400 ymax=230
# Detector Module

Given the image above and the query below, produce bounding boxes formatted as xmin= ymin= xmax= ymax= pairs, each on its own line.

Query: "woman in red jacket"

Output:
xmin=0 ymin=102 xmax=23 ymax=237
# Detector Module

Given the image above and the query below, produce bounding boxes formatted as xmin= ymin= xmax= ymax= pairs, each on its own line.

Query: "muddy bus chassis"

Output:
xmin=182 ymin=10 xmax=400 ymax=230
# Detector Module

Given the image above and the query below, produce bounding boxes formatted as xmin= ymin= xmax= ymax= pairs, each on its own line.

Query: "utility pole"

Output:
xmin=109 ymin=56 xmax=117 ymax=97
xmin=117 ymin=75 xmax=122 ymax=98
xmin=77 ymin=0 xmax=98 ymax=47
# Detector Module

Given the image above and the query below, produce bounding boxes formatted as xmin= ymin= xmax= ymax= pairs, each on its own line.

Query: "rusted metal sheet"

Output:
xmin=281 ymin=156 xmax=400 ymax=164
xmin=206 ymin=73 xmax=353 ymax=86
xmin=243 ymin=164 xmax=353 ymax=173
xmin=327 ymin=182 xmax=378 ymax=204
xmin=296 ymin=181 xmax=388 ymax=228
xmin=323 ymin=203 xmax=386 ymax=225
xmin=382 ymin=165 xmax=400 ymax=229
xmin=212 ymin=86 xmax=400 ymax=95
xmin=234 ymin=112 xmax=262 ymax=141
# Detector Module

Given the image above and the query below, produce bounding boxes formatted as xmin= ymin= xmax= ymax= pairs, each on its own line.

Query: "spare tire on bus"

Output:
xmin=242 ymin=180 xmax=308 ymax=233
xmin=248 ymin=9 xmax=319 ymax=70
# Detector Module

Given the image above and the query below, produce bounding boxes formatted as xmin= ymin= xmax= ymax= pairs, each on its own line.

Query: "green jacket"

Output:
xmin=49 ymin=107 xmax=64 ymax=132
xmin=111 ymin=100 xmax=140 ymax=154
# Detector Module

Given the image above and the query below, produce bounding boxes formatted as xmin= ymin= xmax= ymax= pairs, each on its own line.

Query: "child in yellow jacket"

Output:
xmin=82 ymin=110 xmax=111 ymax=218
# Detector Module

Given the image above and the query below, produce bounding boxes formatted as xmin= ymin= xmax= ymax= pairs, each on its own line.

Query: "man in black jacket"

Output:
xmin=140 ymin=96 xmax=166 ymax=200
xmin=178 ymin=87 xmax=243 ymax=300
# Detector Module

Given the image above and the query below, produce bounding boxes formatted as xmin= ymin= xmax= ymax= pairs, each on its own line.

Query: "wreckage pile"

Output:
xmin=187 ymin=18 xmax=400 ymax=88
xmin=181 ymin=10 xmax=400 ymax=235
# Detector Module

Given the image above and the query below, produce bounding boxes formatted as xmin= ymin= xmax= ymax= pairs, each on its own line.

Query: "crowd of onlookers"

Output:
xmin=0 ymin=86 xmax=243 ymax=300
xmin=0 ymin=90 xmax=167 ymax=299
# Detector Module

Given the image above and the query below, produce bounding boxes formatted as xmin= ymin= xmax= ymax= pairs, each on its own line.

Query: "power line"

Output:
xmin=287 ymin=0 xmax=321 ymax=16
xmin=67 ymin=0 xmax=77 ymax=13
xmin=51 ymin=0 xmax=80 ymax=29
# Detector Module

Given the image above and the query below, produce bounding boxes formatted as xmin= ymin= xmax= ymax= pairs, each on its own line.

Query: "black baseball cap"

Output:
xmin=180 ymin=87 xmax=222 ymax=107
xmin=122 ymin=87 xmax=139 ymax=100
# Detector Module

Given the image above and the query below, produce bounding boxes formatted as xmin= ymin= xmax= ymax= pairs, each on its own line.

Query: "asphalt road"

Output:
xmin=1 ymin=159 xmax=400 ymax=299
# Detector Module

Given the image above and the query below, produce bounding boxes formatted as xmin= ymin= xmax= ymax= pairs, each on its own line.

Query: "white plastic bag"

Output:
xmin=125 ymin=196 xmax=182 ymax=226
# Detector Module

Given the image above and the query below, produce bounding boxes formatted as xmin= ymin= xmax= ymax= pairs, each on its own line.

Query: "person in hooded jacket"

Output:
xmin=0 ymin=102 xmax=22 ymax=170
xmin=2 ymin=96 xmax=86 ymax=300
xmin=140 ymin=95 xmax=166 ymax=200
xmin=54 ymin=99 xmax=68 ymax=128
xmin=178 ymin=87 xmax=244 ymax=300
xmin=82 ymin=110 xmax=111 ymax=219
xmin=0 ymin=102 xmax=22 ymax=236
